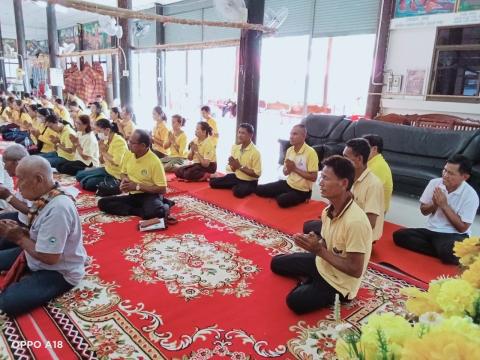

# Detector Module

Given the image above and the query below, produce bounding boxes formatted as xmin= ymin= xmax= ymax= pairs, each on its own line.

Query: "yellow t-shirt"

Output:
xmin=122 ymin=120 xmax=135 ymax=139
xmin=11 ymin=110 xmax=20 ymax=125
xmin=19 ymin=113 xmax=32 ymax=130
xmin=121 ymin=149 xmax=167 ymax=193
xmin=104 ymin=134 xmax=128 ymax=179
xmin=193 ymin=137 xmax=216 ymax=164
xmin=95 ymin=113 xmax=107 ymax=122
xmin=55 ymin=106 xmax=73 ymax=126
xmin=30 ymin=118 xmax=43 ymax=145
xmin=152 ymin=122 xmax=170 ymax=155
xmin=169 ymin=131 xmax=187 ymax=158
xmin=316 ymin=199 xmax=372 ymax=299
xmin=38 ymin=126 xmax=57 ymax=153
xmin=57 ymin=126 xmax=76 ymax=161
xmin=351 ymin=168 xmax=385 ymax=242
xmin=206 ymin=117 xmax=218 ymax=146
xmin=368 ymin=154 xmax=393 ymax=212
xmin=227 ymin=142 xmax=262 ymax=181
xmin=285 ymin=143 xmax=319 ymax=192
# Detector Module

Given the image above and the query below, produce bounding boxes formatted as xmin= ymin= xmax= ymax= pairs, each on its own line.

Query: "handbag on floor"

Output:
xmin=96 ymin=177 xmax=121 ymax=197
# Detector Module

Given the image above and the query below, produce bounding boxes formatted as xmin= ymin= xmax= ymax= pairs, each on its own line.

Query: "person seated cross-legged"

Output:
xmin=0 ymin=156 xmax=87 ymax=316
xmin=393 ymin=155 xmax=479 ymax=264
xmin=175 ymin=121 xmax=217 ymax=182
xmin=98 ymin=129 xmax=173 ymax=221
xmin=271 ymin=156 xmax=372 ymax=314
xmin=256 ymin=124 xmax=318 ymax=208
xmin=209 ymin=123 xmax=261 ymax=198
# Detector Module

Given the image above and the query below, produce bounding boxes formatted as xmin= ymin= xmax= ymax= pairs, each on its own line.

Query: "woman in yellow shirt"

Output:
xmin=76 ymin=119 xmax=128 ymax=193
xmin=161 ymin=114 xmax=188 ymax=172
xmin=119 ymin=106 xmax=136 ymax=141
xmin=175 ymin=121 xmax=217 ymax=181
xmin=90 ymin=102 xmax=107 ymax=124
xmin=41 ymin=114 xmax=76 ymax=169
xmin=31 ymin=107 xmax=57 ymax=155
xmin=151 ymin=106 xmax=169 ymax=158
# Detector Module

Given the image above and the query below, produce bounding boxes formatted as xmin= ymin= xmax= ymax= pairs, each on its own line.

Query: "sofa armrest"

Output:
xmin=278 ymin=139 xmax=290 ymax=165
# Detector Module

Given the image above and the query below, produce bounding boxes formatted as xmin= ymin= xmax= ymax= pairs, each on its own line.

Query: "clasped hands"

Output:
xmin=228 ymin=156 xmax=241 ymax=171
xmin=119 ymin=177 xmax=137 ymax=192
xmin=431 ymin=186 xmax=448 ymax=210
xmin=284 ymin=159 xmax=297 ymax=174
xmin=293 ymin=232 xmax=326 ymax=256
xmin=0 ymin=220 xmax=29 ymax=246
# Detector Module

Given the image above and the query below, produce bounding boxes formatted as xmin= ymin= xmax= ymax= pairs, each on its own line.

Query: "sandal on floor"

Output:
xmin=167 ymin=216 xmax=178 ymax=225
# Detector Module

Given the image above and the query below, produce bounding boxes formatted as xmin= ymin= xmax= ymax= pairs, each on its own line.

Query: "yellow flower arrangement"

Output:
xmin=454 ymin=236 xmax=480 ymax=266
xmin=462 ymin=257 xmax=480 ymax=288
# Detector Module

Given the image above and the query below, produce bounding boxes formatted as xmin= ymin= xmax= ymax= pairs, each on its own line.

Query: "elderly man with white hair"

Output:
xmin=0 ymin=156 xmax=87 ymax=316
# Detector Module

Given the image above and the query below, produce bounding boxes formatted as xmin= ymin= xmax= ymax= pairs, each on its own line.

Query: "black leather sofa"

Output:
xmin=278 ymin=115 xmax=480 ymax=197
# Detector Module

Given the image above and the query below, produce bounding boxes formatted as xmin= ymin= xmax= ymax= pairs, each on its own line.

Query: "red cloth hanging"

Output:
xmin=92 ymin=62 xmax=106 ymax=99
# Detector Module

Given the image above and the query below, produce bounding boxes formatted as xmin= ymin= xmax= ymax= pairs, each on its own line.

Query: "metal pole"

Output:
xmin=155 ymin=3 xmax=165 ymax=107
xmin=0 ymin=18 xmax=8 ymax=91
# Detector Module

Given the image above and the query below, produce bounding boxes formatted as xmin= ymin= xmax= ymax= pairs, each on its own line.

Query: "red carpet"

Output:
xmin=5 ymin=194 xmax=423 ymax=359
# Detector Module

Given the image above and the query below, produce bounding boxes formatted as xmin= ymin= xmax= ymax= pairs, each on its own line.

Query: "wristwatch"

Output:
xmin=136 ymin=184 xmax=141 ymax=191
xmin=5 ymin=194 xmax=14 ymax=203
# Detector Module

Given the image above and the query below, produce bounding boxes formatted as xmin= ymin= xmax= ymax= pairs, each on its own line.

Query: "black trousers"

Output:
xmin=98 ymin=193 xmax=170 ymax=220
xmin=303 ymin=220 xmax=322 ymax=235
xmin=255 ymin=180 xmax=311 ymax=208
xmin=393 ymin=228 xmax=467 ymax=265
xmin=209 ymin=173 xmax=258 ymax=198
xmin=175 ymin=163 xmax=217 ymax=181
xmin=56 ymin=160 xmax=90 ymax=176
xmin=271 ymin=253 xmax=346 ymax=314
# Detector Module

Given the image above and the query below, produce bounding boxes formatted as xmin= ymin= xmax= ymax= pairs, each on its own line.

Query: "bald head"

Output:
xmin=17 ymin=155 xmax=53 ymax=178
xmin=289 ymin=124 xmax=307 ymax=147
xmin=3 ymin=144 xmax=29 ymax=162
xmin=16 ymin=156 xmax=55 ymax=200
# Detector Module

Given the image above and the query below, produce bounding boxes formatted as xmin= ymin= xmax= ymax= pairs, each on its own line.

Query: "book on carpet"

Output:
xmin=138 ymin=218 xmax=166 ymax=231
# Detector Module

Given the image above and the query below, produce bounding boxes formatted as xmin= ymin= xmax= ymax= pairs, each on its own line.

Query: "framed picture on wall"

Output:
xmin=82 ymin=21 xmax=111 ymax=50
xmin=458 ymin=0 xmax=480 ymax=11
xmin=405 ymin=69 xmax=426 ymax=95
xmin=58 ymin=25 xmax=80 ymax=51
xmin=26 ymin=40 xmax=49 ymax=57
xmin=395 ymin=0 xmax=456 ymax=18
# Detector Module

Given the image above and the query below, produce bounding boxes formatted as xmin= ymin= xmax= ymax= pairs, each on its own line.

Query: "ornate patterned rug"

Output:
xmin=1 ymin=193 xmax=421 ymax=359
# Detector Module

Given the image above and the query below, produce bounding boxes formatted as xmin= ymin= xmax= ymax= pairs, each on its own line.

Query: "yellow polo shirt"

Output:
xmin=38 ymin=126 xmax=57 ymax=153
xmin=285 ymin=143 xmax=319 ymax=192
xmin=11 ymin=110 xmax=20 ymax=124
xmin=227 ymin=142 xmax=262 ymax=181
xmin=193 ymin=137 xmax=216 ymax=163
xmin=19 ymin=113 xmax=32 ymax=130
xmin=206 ymin=117 xmax=218 ymax=146
xmin=105 ymin=134 xmax=128 ymax=179
xmin=368 ymin=154 xmax=393 ymax=212
xmin=57 ymin=125 xmax=76 ymax=161
xmin=169 ymin=131 xmax=187 ymax=158
xmin=351 ymin=168 xmax=385 ymax=242
xmin=316 ymin=199 xmax=372 ymax=299
xmin=121 ymin=149 xmax=167 ymax=194
xmin=122 ymin=120 xmax=135 ymax=139
xmin=152 ymin=122 xmax=170 ymax=156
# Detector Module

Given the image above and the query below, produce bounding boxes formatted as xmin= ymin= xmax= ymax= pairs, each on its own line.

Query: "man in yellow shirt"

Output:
xmin=271 ymin=156 xmax=372 ymax=314
xmin=363 ymin=134 xmax=393 ymax=212
xmin=53 ymin=99 xmax=73 ymax=126
xmin=201 ymin=106 xmax=219 ymax=146
xmin=210 ymin=123 xmax=261 ymax=198
xmin=98 ymin=130 xmax=173 ymax=220
xmin=256 ymin=124 xmax=318 ymax=208
xmin=303 ymin=139 xmax=384 ymax=243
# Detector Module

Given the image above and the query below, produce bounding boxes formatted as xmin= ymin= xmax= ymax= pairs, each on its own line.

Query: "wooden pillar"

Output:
xmin=46 ymin=3 xmax=60 ymax=97
xmin=236 ymin=0 xmax=265 ymax=143
xmin=365 ymin=0 xmax=395 ymax=119
xmin=156 ymin=3 xmax=165 ymax=107
xmin=13 ymin=0 xmax=30 ymax=93
xmin=0 ymin=18 xmax=8 ymax=91
xmin=118 ymin=0 xmax=133 ymax=107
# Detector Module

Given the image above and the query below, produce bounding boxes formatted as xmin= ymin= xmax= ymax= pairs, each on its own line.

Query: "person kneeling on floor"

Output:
xmin=209 ymin=123 xmax=261 ymax=198
xmin=393 ymin=154 xmax=479 ymax=264
xmin=98 ymin=129 xmax=175 ymax=222
xmin=0 ymin=156 xmax=87 ymax=316
xmin=256 ymin=124 xmax=318 ymax=208
xmin=271 ymin=155 xmax=372 ymax=314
